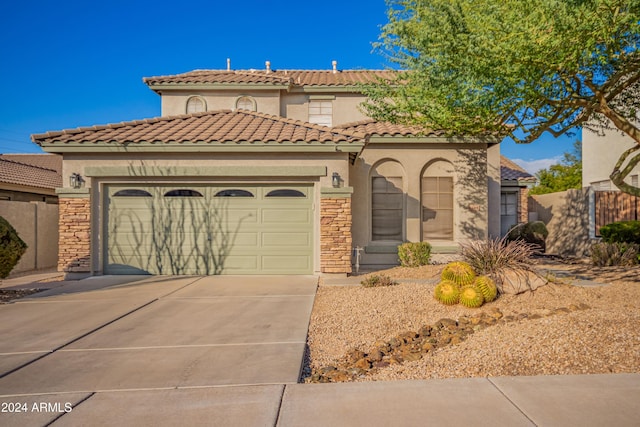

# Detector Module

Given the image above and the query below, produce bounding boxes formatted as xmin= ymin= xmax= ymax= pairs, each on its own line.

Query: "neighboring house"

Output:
xmin=32 ymin=66 xmax=504 ymax=277
xmin=582 ymin=128 xmax=640 ymax=191
xmin=0 ymin=154 xmax=61 ymax=274
xmin=499 ymin=156 xmax=536 ymax=236
xmin=0 ymin=154 xmax=61 ymax=203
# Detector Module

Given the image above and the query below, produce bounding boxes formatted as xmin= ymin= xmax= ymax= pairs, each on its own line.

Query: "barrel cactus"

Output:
xmin=434 ymin=280 xmax=460 ymax=305
xmin=441 ymin=261 xmax=476 ymax=287
xmin=459 ymin=285 xmax=485 ymax=308
xmin=474 ymin=275 xmax=498 ymax=302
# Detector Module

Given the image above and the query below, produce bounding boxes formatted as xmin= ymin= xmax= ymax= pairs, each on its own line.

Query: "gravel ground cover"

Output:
xmin=304 ymin=258 xmax=640 ymax=382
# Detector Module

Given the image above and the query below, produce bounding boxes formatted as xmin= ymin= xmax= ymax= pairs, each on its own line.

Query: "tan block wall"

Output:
xmin=320 ymin=197 xmax=352 ymax=274
xmin=58 ymin=198 xmax=91 ymax=272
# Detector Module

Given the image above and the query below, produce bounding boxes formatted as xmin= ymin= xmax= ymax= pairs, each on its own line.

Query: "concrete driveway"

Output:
xmin=0 ymin=275 xmax=317 ymax=426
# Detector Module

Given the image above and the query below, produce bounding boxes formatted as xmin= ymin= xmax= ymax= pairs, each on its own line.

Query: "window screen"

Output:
xmin=371 ymin=176 xmax=403 ymax=241
xmin=422 ymin=177 xmax=453 ymax=240
xmin=308 ymin=100 xmax=332 ymax=127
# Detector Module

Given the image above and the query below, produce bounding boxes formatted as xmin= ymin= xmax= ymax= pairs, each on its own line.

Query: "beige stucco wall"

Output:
xmin=350 ymin=142 xmax=492 ymax=267
xmin=0 ymin=200 xmax=59 ymax=275
xmin=160 ymin=90 xmax=281 ymax=117
xmin=160 ymin=89 xmax=369 ymax=126
xmin=529 ymin=189 xmax=594 ymax=256
xmin=583 ymin=128 xmax=640 ymax=188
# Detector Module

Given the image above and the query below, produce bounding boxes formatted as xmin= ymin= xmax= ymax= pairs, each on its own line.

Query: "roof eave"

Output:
xmin=146 ymin=83 xmax=291 ymax=92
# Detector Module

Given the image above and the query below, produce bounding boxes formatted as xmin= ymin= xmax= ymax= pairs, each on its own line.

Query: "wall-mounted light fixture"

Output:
xmin=69 ymin=173 xmax=84 ymax=189
xmin=332 ymin=172 xmax=341 ymax=188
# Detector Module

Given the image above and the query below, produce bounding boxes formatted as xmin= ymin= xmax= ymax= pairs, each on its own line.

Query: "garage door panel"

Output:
xmin=224 ymin=256 xmax=259 ymax=272
xmin=217 ymin=209 xmax=259 ymax=225
xmin=262 ymin=232 xmax=311 ymax=247
xmin=262 ymin=209 xmax=311 ymax=224
xmin=229 ymin=232 xmax=260 ymax=247
xmin=106 ymin=184 xmax=313 ymax=275
xmin=262 ymin=255 xmax=311 ymax=272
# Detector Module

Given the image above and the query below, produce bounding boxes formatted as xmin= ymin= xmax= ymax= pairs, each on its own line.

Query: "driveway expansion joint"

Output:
xmin=487 ymin=377 xmax=538 ymax=426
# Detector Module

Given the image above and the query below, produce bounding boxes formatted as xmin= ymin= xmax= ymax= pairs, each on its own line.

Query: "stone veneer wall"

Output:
xmin=58 ymin=197 xmax=91 ymax=272
xmin=320 ymin=197 xmax=352 ymax=274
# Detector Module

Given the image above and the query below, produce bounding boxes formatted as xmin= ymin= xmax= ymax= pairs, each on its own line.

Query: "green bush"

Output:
xmin=600 ymin=221 xmax=640 ymax=244
xmin=590 ymin=242 xmax=639 ymax=267
xmin=506 ymin=221 xmax=549 ymax=252
xmin=361 ymin=274 xmax=398 ymax=288
xmin=397 ymin=242 xmax=432 ymax=267
xmin=0 ymin=216 xmax=28 ymax=279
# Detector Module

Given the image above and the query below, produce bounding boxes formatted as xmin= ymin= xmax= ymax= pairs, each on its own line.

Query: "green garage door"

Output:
xmin=104 ymin=184 xmax=313 ymax=275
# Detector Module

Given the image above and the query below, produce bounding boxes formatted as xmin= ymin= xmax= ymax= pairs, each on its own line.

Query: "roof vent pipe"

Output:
xmin=227 ymin=58 xmax=231 ymax=71
xmin=266 ymin=60 xmax=271 ymax=73
xmin=332 ymin=60 xmax=337 ymax=74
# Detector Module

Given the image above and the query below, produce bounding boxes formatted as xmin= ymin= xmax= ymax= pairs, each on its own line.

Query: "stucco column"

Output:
xmin=320 ymin=188 xmax=353 ymax=274
xmin=56 ymin=189 xmax=91 ymax=274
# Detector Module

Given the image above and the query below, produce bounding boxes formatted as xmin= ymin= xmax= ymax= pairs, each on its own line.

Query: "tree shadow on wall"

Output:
xmin=529 ymin=189 xmax=592 ymax=257
xmin=106 ymin=164 xmax=251 ymax=275
xmin=109 ymin=190 xmax=251 ymax=275
xmin=454 ymin=148 xmax=493 ymax=240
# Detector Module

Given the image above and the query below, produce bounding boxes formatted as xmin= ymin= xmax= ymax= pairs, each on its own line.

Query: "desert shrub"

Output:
xmin=460 ymin=237 xmax=536 ymax=275
xmin=397 ymin=242 xmax=432 ymax=267
xmin=361 ymin=274 xmax=398 ymax=288
xmin=0 ymin=216 xmax=28 ymax=279
xmin=590 ymin=242 xmax=639 ymax=266
xmin=599 ymin=221 xmax=640 ymax=245
xmin=506 ymin=221 xmax=549 ymax=252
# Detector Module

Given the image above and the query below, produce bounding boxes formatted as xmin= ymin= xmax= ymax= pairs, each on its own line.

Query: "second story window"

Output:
xmin=236 ymin=96 xmax=256 ymax=111
xmin=308 ymin=100 xmax=332 ymax=127
xmin=186 ymin=96 xmax=206 ymax=114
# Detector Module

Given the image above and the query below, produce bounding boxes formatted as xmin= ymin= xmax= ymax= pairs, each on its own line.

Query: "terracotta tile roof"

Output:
xmin=501 ymin=156 xmax=536 ymax=182
xmin=0 ymin=154 xmax=62 ymax=190
xmin=334 ymin=119 xmax=444 ymax=137
xmin=144 ymin=69 xmax=396 ymax=87
xmin=31 ymin=110 xmax=367 ymax=146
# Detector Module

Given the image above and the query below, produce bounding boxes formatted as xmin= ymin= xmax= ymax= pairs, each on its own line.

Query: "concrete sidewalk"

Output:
xmin=1 ymin=374 xmax=638 ymax=426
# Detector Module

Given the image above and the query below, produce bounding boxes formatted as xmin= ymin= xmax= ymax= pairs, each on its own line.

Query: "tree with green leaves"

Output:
xmin=363 ymin=0 xmax=640 ymax=196
xmin=530 ymin=140 xmax=583 ymax=194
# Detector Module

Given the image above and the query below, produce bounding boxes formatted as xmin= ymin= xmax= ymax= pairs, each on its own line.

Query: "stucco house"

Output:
xmin=32 ymin=65 xmax=506 ymax=277
xmin=583 ymin=128 xmax=640 ymax=191
xmin=499 ymin=156 xmax=536 ymax=236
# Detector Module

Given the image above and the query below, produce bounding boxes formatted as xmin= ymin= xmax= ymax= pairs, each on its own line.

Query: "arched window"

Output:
xmin=235 ymin=96 xmax=256 ymax=111
xmin=265 ymin=189 xmax=305 ymax=197
xmin=215 ymin=189 xmax=254 ymax=197
xmin=113 ymin=189 xmax=152 ymax=197
xmin=422 ymin=160 xmax=454 ymax=240
xmin=371 ymin=161 xmax=404 ymax=241
xmin=186 ymin=96 xmax=206 ymax=114
xmin=164 ymin=189 xmax=204 ymax=197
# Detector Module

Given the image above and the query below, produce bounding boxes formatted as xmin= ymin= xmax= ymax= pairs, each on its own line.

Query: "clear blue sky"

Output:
xmin=0 ymin=0 xmax=576 ymax=173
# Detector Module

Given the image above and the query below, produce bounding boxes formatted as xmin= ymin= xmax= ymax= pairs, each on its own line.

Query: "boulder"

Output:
xmin=493 ymin=268 xmax=548 ymax=294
